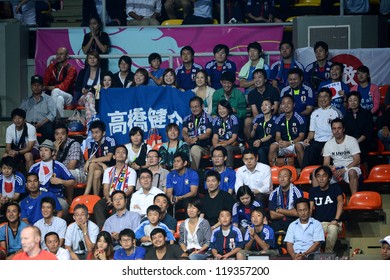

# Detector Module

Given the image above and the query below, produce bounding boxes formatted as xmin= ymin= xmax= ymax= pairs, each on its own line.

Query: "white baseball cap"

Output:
xmin=379 ymin=235 xmax=390 ymax=245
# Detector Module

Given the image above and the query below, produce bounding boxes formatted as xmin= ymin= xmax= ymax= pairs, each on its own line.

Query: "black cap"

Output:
xmin=31 ymin=75 xmax=43 ymax=85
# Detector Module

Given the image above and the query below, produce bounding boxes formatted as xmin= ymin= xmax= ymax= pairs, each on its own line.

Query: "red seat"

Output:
xmin=153 ymin=142 xmax=163 ymax=151
xmin=294 ymin=165 xmax=321 ymax=186
xmin=68 ymin=195 xmax=101 ymax=214
xmin=174 ymin=220 xmax=184 ymax=240
xmin=271 ymin=165 xmax=298 ymax=185
xmin=363 ymin=164 xmax=390 ymax=184
xmin=75 ymin=183 xmax=87 ymax=189
xmin=344 ymin=191 xmax=382 ymax=211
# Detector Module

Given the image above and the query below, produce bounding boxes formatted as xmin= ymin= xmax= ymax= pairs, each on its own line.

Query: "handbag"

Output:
xmin=67 ymin=109 xmax=86 ymax=132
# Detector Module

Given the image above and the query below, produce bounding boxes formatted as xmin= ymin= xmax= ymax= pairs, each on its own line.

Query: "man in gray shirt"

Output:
xmin=20 ymin=75 xmax=56 ymax=141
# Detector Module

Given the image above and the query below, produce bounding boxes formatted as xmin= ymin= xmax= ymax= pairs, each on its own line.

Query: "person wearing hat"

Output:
xmin=19 ymin=75 xmax=56 ymax=141
xmin=43 ymin=47 xmax=77 ymax=118
xmin=29 ymin=139 xmax=76 ymax=216
xmin=380 ymin=235 xmax=390 ymax=260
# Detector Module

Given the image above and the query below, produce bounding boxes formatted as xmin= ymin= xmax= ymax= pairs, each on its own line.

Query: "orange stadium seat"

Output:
xmin=363 ymin=164 xmax=390 ymax=185
xmin=344 ymin=191 xmax=382 ymax=211
xmin=271 ymin=165 xmax=298 ymax=185
xmin=294 ymin=165 xmax=320 ymax=186
xmin=68 ymin=195 xmax=101 ymax=214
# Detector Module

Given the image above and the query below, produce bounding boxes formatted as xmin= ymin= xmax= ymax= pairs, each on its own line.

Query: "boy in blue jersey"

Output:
xmin=210 ymin=209 xmax=244 ymax=259
xmin=0 ymin=156 xmax=25 ymax=208
xmin=135 ymin=205 xmax=175 ymax=248
xmin=114 ymin=229 xmax=146 ymax=260
xmin=237 ymin=206 xmax=279 ymax=259
xmin=148 ymin=52 xmax=165 ymax=86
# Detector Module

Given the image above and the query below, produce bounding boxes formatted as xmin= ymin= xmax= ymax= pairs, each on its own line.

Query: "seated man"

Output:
xmin=182 ymin=96 xmax=213 ymax=170
xmin=268 ymin=168 xmax=303 ymax=232
xmin=83 ymin=120 xmax=116 ymax=196
xmin=309 ymin=166 xmax=344 ymax=254
xmin=235 ymin=148 xmax=272 ymax=206
xmin=280 ymin=68 xmax=315 ymax=121
xmin=322 ymin=118 xmax=361 ymax=194
xmin=298 ymin=87 xmax=342 ymax=169
xmin=53 ymin=122 xmax=85 ymax=204
xmin=20 ymin=172 xmax=63 ymax=225
xmin=43 ymin=47 xmax=77 ymax=118
xmin=29 ymin=140 xmax=76 ymax=215
xmin=379 ymin=235 xmax=390 ymax=260
xmin=212 ymin=71 xmax=247 ymax=123
xmin=130 ymin=169 xmax=164 ymax=217
xmin=205 ymin=44 xmax=237 ymax=90
xmin=144 ymin=228 xmax=186 ymax=260
xmin=65 ymin=203 xmax=99 ymax=260
xmin=102 ymin=190 xmax=141 ymax=249
xmin=164 ymin=0 xmax=192 ymax=20
xmin=175 ymin=46 xmax=202 ymax=91
xmin=3 ymin=108 xmax=39 ymax=172
xmin=238 ymin=41 xmax=270 ymax=95
xmin=201 ymin=170 xmax=236 ymax=229
xmin=94 ymin=145 xmax=137 ymax=229
xmin=268 ymin=94 xmax=306 ymax=167
xmin=269 ymin=40 xmax=305 ymax=92
xmin=284 ymin=198 xmax=324 ymax=260
xmin=165 ymin=152 xmax=199 ymax=215
xmin=182 ymin=0 xmax=213 ymax=25
xmin=304 ymin=41 xmax=332 ymax=92
xmin=126 ymin=0 xmax=161 ymax=26
xmin=19 ymin=75 xmax=56 ymax=141
xmin=34 ymin=197 xmax=67 ymax=250
xmin=44 ymin=231 xmax=71 ymax=260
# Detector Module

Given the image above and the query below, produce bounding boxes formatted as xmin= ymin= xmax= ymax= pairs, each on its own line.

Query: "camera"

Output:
xmin=79 ymin=240 xmax=86 ymax=251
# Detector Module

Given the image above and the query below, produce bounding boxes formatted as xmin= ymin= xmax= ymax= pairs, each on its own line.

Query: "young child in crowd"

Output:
xmin=114 ymin=229 xmax=146 ymax=260
xmin=0 ymin=156 xmax=25 ymax=208
xmin=134 ymin=205 xmax=175 ymax=247
xmin=148 ymin=52 xmax=165 ymax=86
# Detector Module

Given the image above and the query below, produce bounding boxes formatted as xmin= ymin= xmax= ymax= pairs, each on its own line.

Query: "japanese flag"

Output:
xmin=322 ymin=82 xmax=342 ymax=99
xmin=38 ymin=161 xmax=53 ymax=185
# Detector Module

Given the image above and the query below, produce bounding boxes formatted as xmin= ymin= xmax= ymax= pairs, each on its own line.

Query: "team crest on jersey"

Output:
xmin=224 ymin=177 xmax=229 ymax=183
xmin=301 ymin=95 xmax=306 ymax=102
xmin=188 ymin=122 xmax=194 ymax=130
xmin=185 ymin=179 xmax=189 ymax=185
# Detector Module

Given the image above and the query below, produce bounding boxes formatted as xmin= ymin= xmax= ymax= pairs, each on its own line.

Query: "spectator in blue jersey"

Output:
xmin=268 ymin=94 xmax=306 ymax=167
xmin=232 ymin=185 xmax=263 ymax=235
xmin=249 ymin=99 xmax=277 ymax=165
xmin=318 ymin=62 xmax=350 ymax=116
xmin=244 ymin=68 xmax=279 ymax=141
xmin=148 ymin=52 xmax=165 ymax=86
xmin=165 ymin=152 xmax=199 ymax=215
xmin=205 ymin=44 xmax=237 ymax=90
xmin=268 ymin=168 xmax=303 ymax=232
xmin=20 ymin=173 xmax=63 ymax=225
xmin=210 ymin=209 xmax=244 ymax=259
xmin=309 ymin=166 xmax=344 ymax=254
xmin=29 ymin=140 xmax=75 ymax=215
xmin=270 ymin=40 xmax=304 ymax=92
xmin=284 ymin=197 xmax=324 ymax=260
xmin=134 ymin=205 xmax=175 ymax=248
xmin=298 ymin=87 xmax=342 ymax=169
xmin=114 ymin=229 xmax=146 ymax=260
xmin=239 ymin=41 xmax=270 ymax=94
xmin=175 ymin=46 xmax=203 ymax=91
xmin=83 ymin=120 xmax=115 ymax=196
xmin=280 ymin=68 xmax=315 ymax=120
xmin=245 ymin=0 xmax=275 ymax=23
xmin=0 ymin=156 xmax=25 ymax=207
xmin=350 ymin=65 xmax=381 ymax=116
xmin=304 ymin=41 xmax=332 ymax=92
xmin=237 ymin=206 xmax=279 ymax=259
xmin=211 ymin=100 xmax=242 ymax=168
xmin=204 ymin=146 xmax=236 ymax=195
xmin=182 ymin=96 xmax=213 ymax=170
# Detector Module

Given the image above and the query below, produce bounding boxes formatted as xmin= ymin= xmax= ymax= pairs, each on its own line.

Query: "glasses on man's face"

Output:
xmin=139 ymin=176 xmax=152 ymax=180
